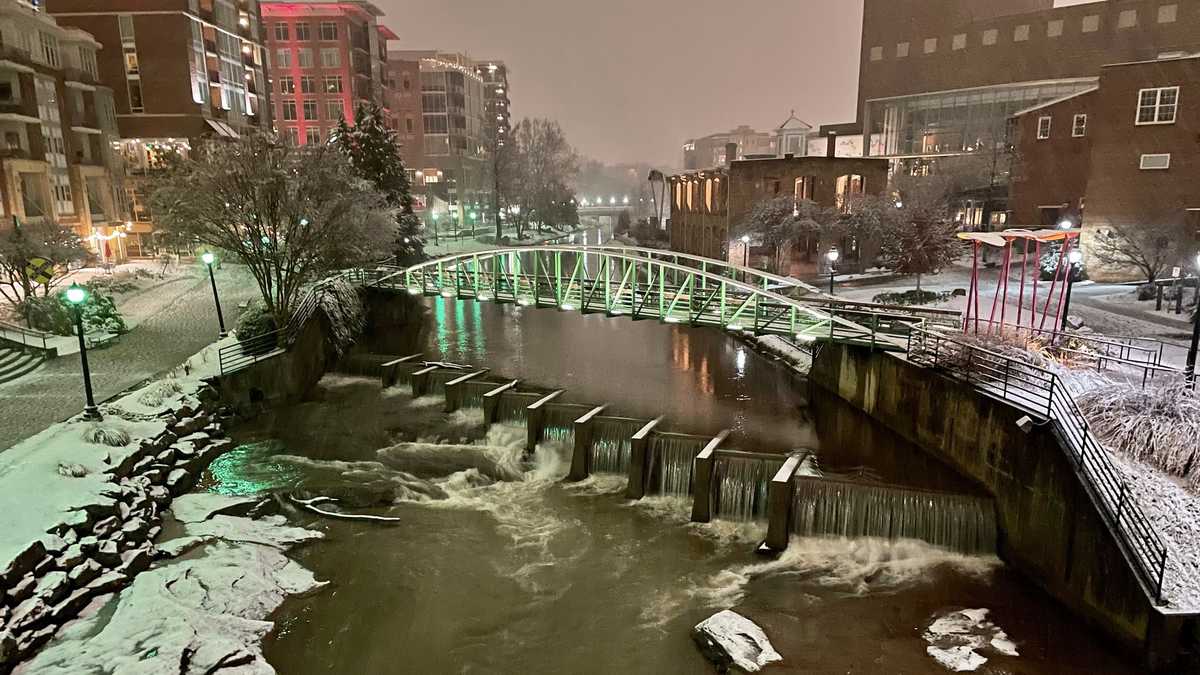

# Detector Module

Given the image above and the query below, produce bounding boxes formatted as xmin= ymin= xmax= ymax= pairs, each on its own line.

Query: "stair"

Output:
xmin=0 ymin=346 xmax=44 ymax=385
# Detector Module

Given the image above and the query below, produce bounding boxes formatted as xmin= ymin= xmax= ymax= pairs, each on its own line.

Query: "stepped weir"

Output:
xmin=368 ymin=354 xmax=998 ymax=556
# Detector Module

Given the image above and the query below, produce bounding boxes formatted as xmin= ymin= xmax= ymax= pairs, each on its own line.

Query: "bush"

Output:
xmin=235 ymin=299 xmax=279 ymax=355
xmin=82 ymin=424 xmax=131 ymax=447
xmin=1039 ymin=248 xmax=1086 ymax=282
xmin=85 ymin=272 xmax=143 ymax=295
xmin=1137 ymin=284 xmax=1158 ymax=301
xmin=20 ymin=289 xmax=127 ymax=337
xmin=871 ymin=289 xmax=951 ymax=306
xmin=137 ymin=379 xmax=184 ymax=408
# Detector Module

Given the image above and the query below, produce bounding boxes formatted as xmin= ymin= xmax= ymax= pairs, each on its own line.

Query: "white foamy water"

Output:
xmin=923 ymin=607 xmax=1019 ymax=672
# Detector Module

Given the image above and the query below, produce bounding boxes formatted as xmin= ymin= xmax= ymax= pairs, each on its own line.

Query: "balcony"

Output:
xmin=0 ymin=101 xmax=39 ymax=124
xmin=62 ymin=68 xmax=98 ymax=87
xmin=0 ymin=45 xmax=33 ymax=70
xmin=0 ymin=147 xmax=30 ymax=160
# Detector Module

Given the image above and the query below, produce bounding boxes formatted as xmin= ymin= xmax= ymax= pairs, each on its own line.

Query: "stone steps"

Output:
xmin=0 ymin=347 xmax=43 ymax=385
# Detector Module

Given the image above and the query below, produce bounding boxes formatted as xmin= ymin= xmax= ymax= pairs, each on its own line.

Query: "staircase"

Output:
xmin=0 ymin=346 xmax=43 ymax=385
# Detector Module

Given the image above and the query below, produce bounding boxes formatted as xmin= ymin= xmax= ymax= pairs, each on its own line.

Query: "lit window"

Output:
xmin=981 ymin=29 xmax=997 ymax=46
xmin=1013 ymin=24 xmax=1030 ymax=42
xmin=1118 ymin=9 xmax=1137 ymax=29
xmin=1136 ymin=87 xmax=1179 ymax=124
xmin=896 ymin=42 xmax=909 ymax=58
xmin=1047 ymin=19 xmax=1063 ymax=37
xmin=923 ymin=37 xmax=937 ymax=54
xmin=1158 ymin=4 xmax=1177 ymax=24
xmin=279 ymin=76 xmax=294 ymax=94
xmin=869 ymin=46 xmax=883 ymax=61
xmin=1037 ymin=116 xmax=1052 ymax=140
xmin=952 ymin=33 xmax=966 ymax=50
xmin=324 ymin=75 xmax=343 ymax=93
xmin=1082 ymin=15 xmax=1100 ymax=33
xmin=1072 ymin=114 xmax=1087 ymax=138
xmin=274 ymin=48 xmax=291 ymax=67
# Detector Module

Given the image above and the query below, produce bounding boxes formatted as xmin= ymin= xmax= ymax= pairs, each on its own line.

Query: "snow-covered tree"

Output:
xmin=877 ymin=189 xmax=963 ymax=292
xmin=333 ymin=103 xmax=423 ymax=264
xmin=733 ymin=197 xmax=833 ymax=274
xmin=0 ymin=219 xmax=85 ymax=323
xmin=150 ymin=134 xmax=391 ymax=323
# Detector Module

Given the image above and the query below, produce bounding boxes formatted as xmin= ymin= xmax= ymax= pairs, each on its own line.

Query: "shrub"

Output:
xmin=82 ymin=424 xmax=131 ymax=447
xmin=1137 ymin=284 xmax=1158 ymax=301
xmin=137 ymin=379 xmax=184 ymax=408
xmin=235 ymin=299 xmax=279 ymax=355
xmin=20 ymin=289 xmax=127 ymax=337
xmin=871 ymin=289 xmax=951 ymax=306
xmin=1039 ymin=247 xmax=1086 ymax=282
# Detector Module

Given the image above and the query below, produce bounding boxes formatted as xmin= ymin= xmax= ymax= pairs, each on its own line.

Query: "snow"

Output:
xmin=922 ymin=608 xmax=1018 ymax=672
xmin=420 ymin=225 xmax=599 ymax=259
xmin=691 ymin=609 xmax=783 ymax=672
xmin=169 ymin=493 xmax=261 ymax=524
xmin=17 ymin=513 xmax=325 ymax=675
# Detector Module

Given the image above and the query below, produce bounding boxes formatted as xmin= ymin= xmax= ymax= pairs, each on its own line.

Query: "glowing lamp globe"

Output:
xmin=201 ymin=252 xmax=215 ymax=265
xmin=65 ymin=284 xmax=88 ymax=305
xmin=1068 ymin=250 xmax=1083 ymax=265
xmin=827 ymin=249 xmax=840 ymax=263
xmin=740 ymin=235 xmax=751 ymax=244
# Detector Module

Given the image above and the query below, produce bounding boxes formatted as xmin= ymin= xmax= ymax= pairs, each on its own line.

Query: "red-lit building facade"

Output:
xmin=261 ymin=0 xmax=391 ymax=145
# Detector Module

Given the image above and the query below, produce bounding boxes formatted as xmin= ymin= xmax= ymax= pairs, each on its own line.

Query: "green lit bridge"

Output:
xmin=370 ymin=245 xmax=955 ymax=349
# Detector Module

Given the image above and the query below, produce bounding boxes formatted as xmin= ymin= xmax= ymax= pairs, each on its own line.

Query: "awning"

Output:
xmin=205 ymin=119 xmax=240 ymax=138
xmin=958 ymin=228 xmax=1079 ymax=247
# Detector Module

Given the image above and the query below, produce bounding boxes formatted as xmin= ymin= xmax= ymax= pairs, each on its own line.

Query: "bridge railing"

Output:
xmin=906 ymin=327 xmax=1168 ymax=604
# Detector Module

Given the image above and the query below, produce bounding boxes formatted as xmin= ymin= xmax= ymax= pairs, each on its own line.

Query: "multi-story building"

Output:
xmin=390 ymin=49 xmax=488 ymax=228
xmin=383 ymin=55 xmax=422 ymax=191
xmin=0 ymin=1 xmax=127 ymax=261
xmin=683 ymin=125 xmax=776 ymax=170
xmin=45 ymin=0 xmax=273 ymax=257
xmin=1010 ymin=53 xmax=1199 ymax=280
xmin=261 ymin=0 xmax=391 ymax=146
xmin=853 ymin=0 xmax=1200 ymax=228
xmin=475 ymin=58 xmax=509 ymax=146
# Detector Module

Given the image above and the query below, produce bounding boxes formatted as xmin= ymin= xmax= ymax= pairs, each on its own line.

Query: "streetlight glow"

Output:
xmin=1068 ymin=250 xmax=1083 ymax=265
xmin=827 ymin=249 xmax=840 ymax=263
xmin=740 ymin=235 xmax=750 ymax=244
xmin=1058 ymin=219 xmax=1073 ymax=230
xmin=201 ymin=251 xmax=215 ymax=265
xmin=65 ymin=284 xmax=88 ymax=305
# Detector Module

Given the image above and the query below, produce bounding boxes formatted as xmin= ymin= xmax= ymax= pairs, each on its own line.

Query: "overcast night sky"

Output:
xmin=377 ymin=0 xmax=866 ymax=169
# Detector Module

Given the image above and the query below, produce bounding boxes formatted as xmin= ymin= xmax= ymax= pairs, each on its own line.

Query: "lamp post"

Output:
xmin=431 ymin=212 xmax=439 ymax=246
xmin=1187 ymin=252 xmax=1200 ymax=388
xmin=1060 ymin=249 xmax=1083 ymax=332
xmin=64 ymin=284 xmax=101 ymax=421
xmin=827 ymin=248 xmax=840 ymax=295
xmin=201 ymin=252 xmax=227 ymax=337
xmin=740 ymin=234 xmax=751 ymax=268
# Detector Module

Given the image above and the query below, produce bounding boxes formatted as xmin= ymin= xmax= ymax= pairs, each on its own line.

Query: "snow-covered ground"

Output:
xmin=421 ymin=226 xmax=596 ymax=259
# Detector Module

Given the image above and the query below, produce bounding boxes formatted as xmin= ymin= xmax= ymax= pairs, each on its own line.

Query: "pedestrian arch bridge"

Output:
xmin=372 ymin=245 xmax=932 ymax=349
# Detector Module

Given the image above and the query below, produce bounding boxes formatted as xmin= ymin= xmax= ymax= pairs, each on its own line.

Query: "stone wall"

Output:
xmin=808 ymin=342 xmax=1190 ymax=670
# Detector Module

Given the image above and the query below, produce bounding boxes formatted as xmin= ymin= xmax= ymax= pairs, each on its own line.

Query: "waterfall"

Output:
xmin=460 ymin=381 xmax=495 ymax=409
xmin=791 ymin=479 xmax=997 ymax=555
xmin=588 ymin=418 xmax=641 ymax=474
xmin=542 ymin=407 xmax=582 ymax=444
xmin=427 ymin=370 xmax=459 ymax=395
xmin=712 ymin=456 xmax=785 ymax=521
xmin=497 ymin=396 xmax=528 ymax=423
xmin=647 ymin=435 xmax=704 ymax=496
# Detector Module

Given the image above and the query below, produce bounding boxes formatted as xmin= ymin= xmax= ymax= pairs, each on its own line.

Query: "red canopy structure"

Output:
xmin=959 ymin=228 xmax=1082 ymax=336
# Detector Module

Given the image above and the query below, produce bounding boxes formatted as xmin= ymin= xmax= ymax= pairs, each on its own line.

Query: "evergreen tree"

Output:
xmin=334 ymin=103 xmax=424 ymax=264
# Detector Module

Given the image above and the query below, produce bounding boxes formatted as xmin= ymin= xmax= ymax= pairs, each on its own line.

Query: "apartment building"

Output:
xmin=475 ymin=58 xmax=509 ymax=145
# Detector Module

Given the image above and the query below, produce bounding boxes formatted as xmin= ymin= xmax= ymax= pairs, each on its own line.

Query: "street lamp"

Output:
xmin=827 ymin=248 xmax=840 ymax=295
xmin=431 ymin=212 xmax=440 ymax=246
xmin=740 ymin=234 xmax=751 ymax=268
xmin=1060 ymin=249 xmax=1084 ymax=332
xmin=201 ymin=251 xmax=227 ymax=337
xmin=1187 ymin=252 xmax=1200 ymax=388
xmin=64 ymin=283 xmax=101 ymax=421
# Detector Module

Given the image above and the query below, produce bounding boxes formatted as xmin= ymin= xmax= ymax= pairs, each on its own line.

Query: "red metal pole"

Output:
xmin=999 ymin=240 xmax=1012 ymax=334
xmin=1031 ymin=240 xmax=1042 ymax=330
xmin=1016 ymin=237 xmax=1029 ymax=330
xmin=988 ymin=242 xmax=1009 ymax=334
xmin=1051 ymin=236 xmax=1077 ymax=333
xmin=1039 ymin=238 xmax=1071 ymax=331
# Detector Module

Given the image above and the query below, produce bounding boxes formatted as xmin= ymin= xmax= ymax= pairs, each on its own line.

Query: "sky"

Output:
xmin=378 ymin=0 xmax=865 ymax=169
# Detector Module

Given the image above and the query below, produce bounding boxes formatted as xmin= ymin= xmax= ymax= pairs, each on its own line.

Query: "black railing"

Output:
xmin=907 ymin=328 xmax=1169 ymax=603
xmin=0 ymin=320 xmax=53 ymax=354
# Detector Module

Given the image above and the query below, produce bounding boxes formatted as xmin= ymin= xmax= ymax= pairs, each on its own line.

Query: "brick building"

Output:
xmin=383 ymin=56 xmax=422 ymax=181
xmin=46 ymin=0 xmax=273 ymax=256
xmin=683 ymin=125 xmax=777 ymax=171
xmin=261 ymin=0 xmax=390 ymax=146
xmin=668 ymin=156 xmax=888 ymax=273
xmin=0 ymin=1 xmax=127 ymax=261
xmin=1011 ymin=53 xmax=1200 ymax=280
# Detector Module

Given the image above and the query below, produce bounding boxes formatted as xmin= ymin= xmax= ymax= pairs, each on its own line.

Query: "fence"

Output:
xmin=0 ymin=320 xmax=53 ymax=354
xmin=906 ymin=327 xmax=1168 ymax=603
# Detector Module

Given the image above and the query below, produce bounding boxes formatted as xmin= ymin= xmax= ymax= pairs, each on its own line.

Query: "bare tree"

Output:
xmin=1091 ymin=222 xmax=1190 ymax=283
xmin=878 ymin=185 xmax=963 ymax=291
xmin=497 ymin=119 xmax=579 ymax=238
xmin=149 ymin=135 xmax=391 ymax=322
xmin=0 ymin=219 xmax=86 ymax=323
xmin=733 ymin=197 xmax=835 ymax=274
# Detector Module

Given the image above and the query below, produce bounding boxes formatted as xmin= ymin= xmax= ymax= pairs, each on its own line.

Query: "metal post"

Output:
xmin=1060 ymin=268 xmax=1077 ymax=332
xmin=206 ymin=261 xmax=227 ymax=336
xmin=829 ymin=270 xmax=835 ymax=295
xmin=1187 ymin=302 xmax=1200 ymax=389
xmin=73 ymin=305 xmax=101 ymax=421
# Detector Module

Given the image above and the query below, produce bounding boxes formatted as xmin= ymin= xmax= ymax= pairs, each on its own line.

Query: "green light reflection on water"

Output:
xmin=205 ymin=440 xmax=304 ymax=496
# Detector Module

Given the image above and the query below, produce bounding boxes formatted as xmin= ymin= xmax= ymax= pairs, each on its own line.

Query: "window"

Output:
xmin=124 ymin=51 xmax=139 ymax=75
xmin=320 ymin=48 xmax=340 ymax=67
xmin=1137 ymin=87 xmax=1179 ymax=124
xmin=1082 ymin=15 xmax=1100 ymax=33
xmin=279 ymin=76 xmax=295 ymax=94
xmin=1047 ymin=19 xmax=1063 ymax=37
xmin=795 ymin=176 xmax=814 ymax=201
xmin=835 ymin=175 xmax=864 ymax=213
xmin=1118 ymin=10 xmax=1137 ymax=29
xmin=295 ymin=23 xmax=311 ymax=40
xmin=869 ymin=46 xmax=883 ymax=61
xmin=297 ymin=48 xmax=313 ymax=68
xmin=274 ymin=48 xmax=291 ymax=67
xmin=281 ymin=99 xmax=296 ymax=121
xmin=302 ymin=99 xmax=317 ymax=120
xmin=1158 ymin=4 xmax=1178 ymax=24
xmin=405 ymin=116 xmax=414 ymax=132
xmin=982 ymin=28 xmax=998 ymax=46
xmin=896 ymin=41 xmax=909 ymax=58
xmin=326 ymin=99 xmax=342 ymax=120
xmin=273 ymin=22 xmax=289 ymax=41
xmin=305 ymin=127 xmax=321 ymax=145
xmin=1139 ymin=153 xmax=1171 ymax=170
xmin=38 ymin=32 xmax=60 ymax=67
xmin=1013 ymin=24 xmax=1030 ymax=42
xmin=127 ymin=81 xmax=143 ymax=112
xmin=1037 ymin=116 xmax=1052 ymax=139
xmin=118 ymin=14 xmax=135 ymax=42
xmin=323 ymin=75 xmax=343 ymax=93
xmin=923 ymin=37 xmax=937 ymax=54
xmin=286 ymin=127 xmax=300 ymax=145
xmin=319 ymin=22 xmax=338 ymax=40
xmin=1072 ymin=114 xmax=1087 ymax=137
xmin=300 ymin=75 xmax=314 ymax=93
xmin=952 ymin=33 xmax=966 ymax=50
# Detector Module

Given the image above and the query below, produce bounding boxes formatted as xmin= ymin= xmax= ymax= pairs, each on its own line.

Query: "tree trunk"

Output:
xmin=916 ymin=273 xmax=922 ymax=293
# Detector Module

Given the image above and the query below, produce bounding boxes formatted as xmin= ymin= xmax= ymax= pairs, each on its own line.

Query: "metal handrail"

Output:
xmin=0 ymin=320 xmax=52 ymax=353
xmin=907 ymin=327 xmax=1169 ymax=603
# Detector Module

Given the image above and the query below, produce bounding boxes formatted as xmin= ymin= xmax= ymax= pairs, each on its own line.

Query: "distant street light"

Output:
xmin=827 ymin=248 xmax=840 ymax=295
xmin=740 ymin=234 xmax=751 ymax=268
xmin=1058 ymin=219 xmax=1073 ymax=230
xmin=201 ymin=251 xmax=227 ymax=337
xmin=64 ymin=283 xmax=101 ymax=421
xmin=1187 ymin=252 xmax=1200 ymax=388
xmin=1060 ymin=249 xmax=1084 ymax=332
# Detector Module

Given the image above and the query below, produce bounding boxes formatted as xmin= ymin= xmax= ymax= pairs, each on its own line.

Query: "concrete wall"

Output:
xmin=809 ymin=342 xmax=1190 ymax=670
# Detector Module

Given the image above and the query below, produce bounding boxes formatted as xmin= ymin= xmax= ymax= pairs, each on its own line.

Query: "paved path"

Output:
xmin=0 ymin=266 xmax=260 ymax=451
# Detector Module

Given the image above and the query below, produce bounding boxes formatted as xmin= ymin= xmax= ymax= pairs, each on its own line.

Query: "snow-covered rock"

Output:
xmin=170 ymin=493 xmax=261 ymax=523
xmin=691 ymin=610 xmax=782 ymax=673
xmin=922 ymin=608 xmax=1018 ymax=672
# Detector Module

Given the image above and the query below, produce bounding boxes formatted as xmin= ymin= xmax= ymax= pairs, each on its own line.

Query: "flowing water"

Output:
xmin=712 ymin=454 xmax=787 ymax=522
xmin=204 ymin=275 xmax=1138 ymax=673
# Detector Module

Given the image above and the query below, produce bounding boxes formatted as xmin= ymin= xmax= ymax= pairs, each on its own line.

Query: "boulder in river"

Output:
xmin=692 ymin=610 xmax=782 ymax=673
